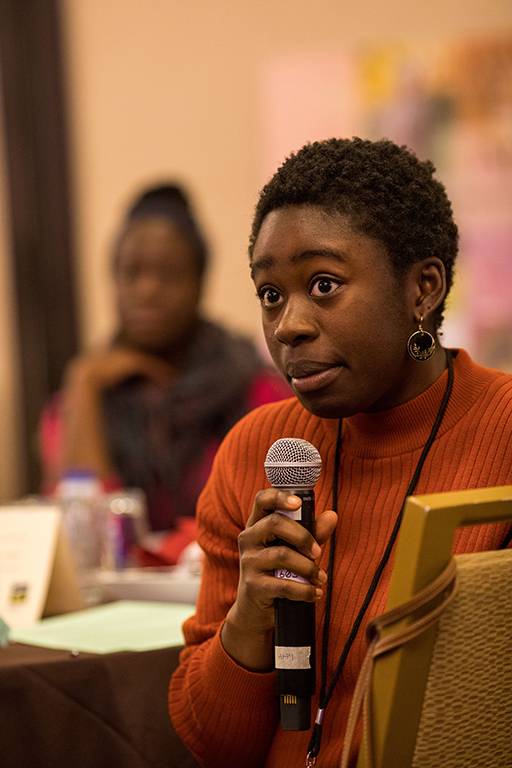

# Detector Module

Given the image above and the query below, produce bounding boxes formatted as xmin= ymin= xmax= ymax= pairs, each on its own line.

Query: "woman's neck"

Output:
xmin=118 ymin=317 xmax=202 ymax=367
xmin=342 ymin=348 xmax=497 ymax=459
xmin=366 ymin=343 xmax=447 ymax=413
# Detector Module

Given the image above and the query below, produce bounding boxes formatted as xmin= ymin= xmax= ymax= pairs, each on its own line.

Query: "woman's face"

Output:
xmin=251 ymin=205 xmax=422 ymax=418
xmin=114 ymin=216 xmax=202 ymax=352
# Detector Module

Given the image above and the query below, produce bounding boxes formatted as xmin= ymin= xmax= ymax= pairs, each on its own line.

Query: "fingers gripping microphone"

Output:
xmin=264 ymin=438 xmax=322 ymax=731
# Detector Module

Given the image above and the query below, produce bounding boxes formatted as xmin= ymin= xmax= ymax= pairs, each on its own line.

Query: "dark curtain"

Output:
xmin=0 ymin=0 xmax=79 ymax=492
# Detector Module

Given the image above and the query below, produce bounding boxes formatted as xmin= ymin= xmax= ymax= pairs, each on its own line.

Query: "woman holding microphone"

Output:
xmin=169 ymin=138 xmax=512 ymax=767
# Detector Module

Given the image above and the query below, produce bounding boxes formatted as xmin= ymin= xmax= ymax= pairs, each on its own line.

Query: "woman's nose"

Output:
xmin=133 ymin=272 xmax=163 ymax=300
xmin=273 ymin=297 xmax=318 ymax=347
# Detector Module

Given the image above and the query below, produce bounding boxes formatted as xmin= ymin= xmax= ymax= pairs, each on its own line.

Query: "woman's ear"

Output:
xmin=410 ymin=258 xmax=447 ymax=326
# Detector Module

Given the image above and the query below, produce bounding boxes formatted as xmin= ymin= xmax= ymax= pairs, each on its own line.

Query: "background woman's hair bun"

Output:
xmin=126 ymin=182 xmax=192 ymax=221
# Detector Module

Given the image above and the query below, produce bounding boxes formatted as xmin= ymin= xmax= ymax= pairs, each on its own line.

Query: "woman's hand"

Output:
xmin=221 ymin=490 xmax=337 ymax=671
xmin=57 ymin=347 xmax=173 ymax=480
xmin=64 ymin=346 xmax=174 ymax=392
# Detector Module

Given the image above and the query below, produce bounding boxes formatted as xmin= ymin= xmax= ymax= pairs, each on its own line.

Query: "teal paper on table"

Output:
xmin=9 ymin=600 xmax=194 ymax=653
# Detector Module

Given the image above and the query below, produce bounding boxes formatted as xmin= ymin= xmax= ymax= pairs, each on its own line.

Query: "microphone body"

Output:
xmin=264 ymin=439 xmax=322 ymax=731
xmin=274 ymin=488 xmax=316 ymax=730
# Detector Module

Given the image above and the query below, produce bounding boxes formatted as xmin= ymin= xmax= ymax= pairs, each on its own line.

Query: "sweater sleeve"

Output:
xmin=39 ymin=394 xmax=65 ymax=494
xmin=246 ymin=368 xmax=292 ymax=411
xmin=38 ymin=393 xmax=123 ymax=495
xmin=168 ymin=423 xmax=279 ymax=767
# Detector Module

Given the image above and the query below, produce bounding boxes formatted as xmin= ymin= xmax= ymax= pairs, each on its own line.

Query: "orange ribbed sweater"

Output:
xmin=169 ymin=350 xmax=512 ymax=768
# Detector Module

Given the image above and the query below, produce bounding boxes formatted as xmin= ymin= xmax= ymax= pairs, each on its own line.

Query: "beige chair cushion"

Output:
xmin=412 ymin=549 xmax=512 ymax=768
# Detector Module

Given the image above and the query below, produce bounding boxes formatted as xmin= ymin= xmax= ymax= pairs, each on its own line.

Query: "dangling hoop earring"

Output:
xmin=407 ymin=316 xmax=436 ymax=361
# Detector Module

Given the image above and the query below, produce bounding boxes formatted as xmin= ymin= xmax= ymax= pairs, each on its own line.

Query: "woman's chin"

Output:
xmin=295 ymin=390 xmax=361 ymax=420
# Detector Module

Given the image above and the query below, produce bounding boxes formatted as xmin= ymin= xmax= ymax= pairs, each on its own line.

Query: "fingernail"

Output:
xmin=311 ymin=543 xmax=321 ymax=559
xmin=315 ymin=588 xmax=323 ymax=600
xmin=317 ymin=570 xmax=327 ymax=584
xmin=287 ymin=495 xmax=301 ymax=505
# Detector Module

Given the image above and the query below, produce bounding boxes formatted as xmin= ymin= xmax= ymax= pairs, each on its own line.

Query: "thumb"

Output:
xmin=315 ymin=510 xmax=338 ymax=546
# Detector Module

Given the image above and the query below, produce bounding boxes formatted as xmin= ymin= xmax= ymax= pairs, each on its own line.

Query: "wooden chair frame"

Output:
xmin=356 ymin=485 xmax=512 ymax=768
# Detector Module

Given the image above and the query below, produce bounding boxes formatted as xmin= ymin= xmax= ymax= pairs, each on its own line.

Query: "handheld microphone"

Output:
xmin=264 ymin=438 xmax=322 ymax=731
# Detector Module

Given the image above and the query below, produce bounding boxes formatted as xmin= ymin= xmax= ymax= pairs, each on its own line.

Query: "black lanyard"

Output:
xmin=306 ymin=350 xmax=454 ymax=766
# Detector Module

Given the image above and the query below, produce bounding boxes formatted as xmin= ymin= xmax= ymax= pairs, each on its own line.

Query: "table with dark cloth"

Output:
xmin=0 ymin=642 xmax=199 ymax=768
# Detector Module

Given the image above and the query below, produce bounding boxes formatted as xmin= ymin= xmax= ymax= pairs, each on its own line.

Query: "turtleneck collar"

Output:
xmin=342 ymin=349 xmax=496 ymax=458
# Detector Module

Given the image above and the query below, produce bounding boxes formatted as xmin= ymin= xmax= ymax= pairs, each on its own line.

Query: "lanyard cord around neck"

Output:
xmin=306 ymin=350 xmax=454 ymax=766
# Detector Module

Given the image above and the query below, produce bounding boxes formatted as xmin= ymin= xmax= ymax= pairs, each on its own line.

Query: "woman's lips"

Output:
xmin=128 ymin=309 xmax=165 ymax=327
xmin=291 ymin=366 xmax=343 ymax=394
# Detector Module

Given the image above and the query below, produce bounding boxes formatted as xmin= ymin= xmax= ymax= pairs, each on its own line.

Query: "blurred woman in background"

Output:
xmin=40 ymin=184 xmax=290 ymax=563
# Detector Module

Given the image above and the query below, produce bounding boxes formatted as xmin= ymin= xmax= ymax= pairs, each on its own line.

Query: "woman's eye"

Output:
xmin=259 ymin=287 xmax=283 ymax=308
xmin=310 ymin=277 xmax=341 ymax=298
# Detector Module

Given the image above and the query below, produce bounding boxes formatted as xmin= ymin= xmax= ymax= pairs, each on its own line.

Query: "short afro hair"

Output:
xmin=249 ymin=137 xmax=458 ymax=329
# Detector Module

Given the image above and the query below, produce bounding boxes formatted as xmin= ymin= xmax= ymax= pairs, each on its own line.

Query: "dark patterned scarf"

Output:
xmin=102 ymin=320 xmax=264 ymax=526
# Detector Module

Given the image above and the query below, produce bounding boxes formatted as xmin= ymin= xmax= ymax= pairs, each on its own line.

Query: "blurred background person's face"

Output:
xmin=113 ymin=216 xmax=202 ymax=354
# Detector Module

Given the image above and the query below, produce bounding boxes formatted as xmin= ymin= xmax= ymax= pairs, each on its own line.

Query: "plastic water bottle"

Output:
xmin=57 ymin=470 xmax=103 ymax=572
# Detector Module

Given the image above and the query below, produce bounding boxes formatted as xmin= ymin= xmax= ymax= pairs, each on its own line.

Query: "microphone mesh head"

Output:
xmin=264 ymin=438 xmax=322 ymax=489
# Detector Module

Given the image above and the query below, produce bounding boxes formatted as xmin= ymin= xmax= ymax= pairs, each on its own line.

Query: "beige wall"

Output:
xmin=62 ymin=0 xmax=512 ymax=351
xmin=0 ymin=2 xmax=510 ymax=498
xmin=0 ymin=80 xmax=21 ymax=501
